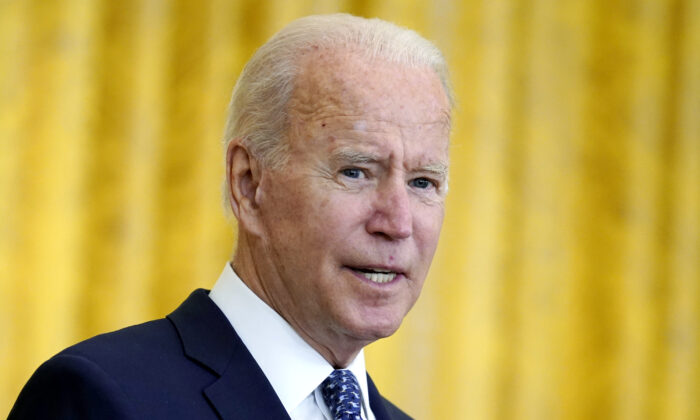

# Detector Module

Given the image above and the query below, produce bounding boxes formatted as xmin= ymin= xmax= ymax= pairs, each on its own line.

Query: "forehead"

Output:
xmin=288 ymin=48 xmax=451 ymax=130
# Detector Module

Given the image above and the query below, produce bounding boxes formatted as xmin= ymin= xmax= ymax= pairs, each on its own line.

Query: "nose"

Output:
xmin=366 ymin=179 xmax=413 ymax=240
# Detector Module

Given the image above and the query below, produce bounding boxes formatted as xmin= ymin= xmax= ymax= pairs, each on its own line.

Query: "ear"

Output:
xmin=226 ymin=140 xmax=264 ymax=236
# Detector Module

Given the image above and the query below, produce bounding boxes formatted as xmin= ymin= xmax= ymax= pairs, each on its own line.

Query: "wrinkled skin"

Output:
xmin=228 ymin=48 xmax=450 ymax=367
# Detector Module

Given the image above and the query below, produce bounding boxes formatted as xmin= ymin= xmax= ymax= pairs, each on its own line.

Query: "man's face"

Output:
xmin=251 ymin=49 xmax=450 ymax=356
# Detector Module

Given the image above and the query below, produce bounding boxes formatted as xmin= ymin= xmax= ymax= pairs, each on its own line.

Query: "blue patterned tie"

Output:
xmin=321 ymin=369 xmax=362 ymax=420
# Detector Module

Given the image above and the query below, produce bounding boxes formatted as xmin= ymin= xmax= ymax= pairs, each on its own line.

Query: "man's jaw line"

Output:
xmin=235 ymin=244 xmax=378 ymax=367
xmin=290 ymin=317 xmax=372 ymax=369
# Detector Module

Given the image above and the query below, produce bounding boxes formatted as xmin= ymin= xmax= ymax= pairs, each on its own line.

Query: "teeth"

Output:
xmin=361 ymin=271 xmax=397 ymax=283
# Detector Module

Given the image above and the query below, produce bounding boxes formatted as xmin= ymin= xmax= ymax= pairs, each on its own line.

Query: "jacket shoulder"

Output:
xmin=10 ymin=292 xmax=226 ymax=419
xmin=9 ymin=348 xmax=139 ymax=419
xmin=60 ymin=318 xmax=181 ymax=364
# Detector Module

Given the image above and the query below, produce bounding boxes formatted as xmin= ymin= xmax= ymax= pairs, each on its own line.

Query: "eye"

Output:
xmin=409 ymin=177 xmax=435 ymax=189
xmin=341 ymin=168 xmax=364 ymax=179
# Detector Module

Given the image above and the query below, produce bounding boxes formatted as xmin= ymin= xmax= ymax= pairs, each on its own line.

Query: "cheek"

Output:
xmin=279 ymin=190 xmax=353 ymax=246
xmin=263 ymin=174 xmax=315 ymax=220
xmin=414 ymin=205 xmax=445 ymax=250
xmin=259 ymin=180 xmax=313 ymax=248
xmin=326 ymin=194 xmax=373 ymax=226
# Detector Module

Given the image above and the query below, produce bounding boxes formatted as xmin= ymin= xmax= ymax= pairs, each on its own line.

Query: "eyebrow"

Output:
xmin=331 ymin=148 xmax=380 ymax=165
xmin=331 ymin=147 xmax=449 ymax=179
xmin=419 ymin=162 xmax=449 ymax=179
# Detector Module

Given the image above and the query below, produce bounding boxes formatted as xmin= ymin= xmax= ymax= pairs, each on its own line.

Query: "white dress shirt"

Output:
xmin=209 ymin=264 xmax=376 ymax=420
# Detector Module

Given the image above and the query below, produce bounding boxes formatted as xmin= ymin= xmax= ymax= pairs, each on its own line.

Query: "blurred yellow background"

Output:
xmin=1 ymin=0 xmax=699 ymax=418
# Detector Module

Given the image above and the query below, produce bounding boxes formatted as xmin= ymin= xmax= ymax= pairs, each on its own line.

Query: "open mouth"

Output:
xmin=350 ymin=267 xmax=399 ymax=284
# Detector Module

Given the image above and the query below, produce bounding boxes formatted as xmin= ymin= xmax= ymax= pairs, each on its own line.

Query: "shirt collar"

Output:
xmin=208 ymin=263 xmax=370 ymax=416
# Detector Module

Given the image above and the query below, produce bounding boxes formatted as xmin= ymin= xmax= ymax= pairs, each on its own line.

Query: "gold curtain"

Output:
xmin=1 ymin=0 xmax=698 ymax=418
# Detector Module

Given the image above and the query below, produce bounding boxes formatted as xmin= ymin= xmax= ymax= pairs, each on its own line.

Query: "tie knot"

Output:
xmin=321 ymin=369 xmax=362 ymax=420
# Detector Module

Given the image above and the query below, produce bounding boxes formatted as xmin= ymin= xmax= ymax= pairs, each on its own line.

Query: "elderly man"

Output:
xmin=10 ymin=13 xmax=452 ymax=420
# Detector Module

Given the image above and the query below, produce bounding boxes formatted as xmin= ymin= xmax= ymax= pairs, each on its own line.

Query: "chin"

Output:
xmin=342 ymin=312 xmax=406 ymax=342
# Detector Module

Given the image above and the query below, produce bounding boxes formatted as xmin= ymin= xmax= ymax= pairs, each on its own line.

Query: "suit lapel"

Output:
xmin=367 ymin=374 xmax=392 ymax=420
xmin=204 ymin=349 xmax=290 ymax=420
xmin=168 ymin=289 xmax=290 ymax=420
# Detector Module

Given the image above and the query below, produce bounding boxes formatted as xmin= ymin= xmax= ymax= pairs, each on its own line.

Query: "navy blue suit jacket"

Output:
xmin=9 ymin=289 xmax=411 ymax=419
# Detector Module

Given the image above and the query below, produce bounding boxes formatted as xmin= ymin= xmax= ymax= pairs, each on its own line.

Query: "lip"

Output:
xmin=344 ymin=266 xmax=405 ymax=285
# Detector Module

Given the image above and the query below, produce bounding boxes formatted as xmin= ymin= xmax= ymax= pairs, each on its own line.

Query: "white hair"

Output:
xmin=222 ymin=13 xmax=453 ymax=170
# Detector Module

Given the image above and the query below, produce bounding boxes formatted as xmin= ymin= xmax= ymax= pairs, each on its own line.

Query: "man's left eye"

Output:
xmin=410 ymin=178 xmax=435 ymax=189
xmin=341 ymin=168 xmax=363 ymax=179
